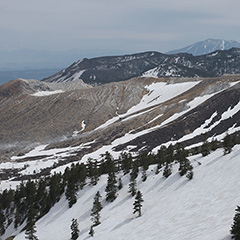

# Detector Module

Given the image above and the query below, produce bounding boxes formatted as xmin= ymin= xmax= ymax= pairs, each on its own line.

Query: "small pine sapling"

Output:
xmin=25 ymin=221 xmax=39 ymax=240
xmin=133 ymin=190 xmax=144 ymax=217
xmin=91 ymin=191 xmax=102 ymax=227
xmin=70 ymin=218 xmax=79 ymax=240
xmin=118 ymin=177 xmax=123 ymax=190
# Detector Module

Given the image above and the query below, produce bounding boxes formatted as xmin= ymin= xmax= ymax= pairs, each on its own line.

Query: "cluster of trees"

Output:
xmin=190 ymin=133 xmax=239 ymax=157
xmin=0 ymin=143 xmax=194 ymax=236
xmin=70 ymin=189 xmax=144 ymax=238
xmin=0 ymin=132 xmax=239 ymax=237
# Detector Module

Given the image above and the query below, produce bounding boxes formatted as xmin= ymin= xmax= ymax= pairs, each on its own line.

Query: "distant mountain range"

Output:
xmin=1 ymin=39 xmax=240 ymax=85
xmin=167 ymin=39 xmax=240 ymax=56
xmin=43 ymin=47 xmax=240 ymax=85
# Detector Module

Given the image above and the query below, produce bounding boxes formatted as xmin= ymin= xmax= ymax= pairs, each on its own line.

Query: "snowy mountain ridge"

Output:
xmin=167 ymin=39 xmax=240 ymax=56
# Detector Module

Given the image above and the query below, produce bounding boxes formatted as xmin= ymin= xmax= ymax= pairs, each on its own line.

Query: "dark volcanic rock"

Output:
xmin=43 ymin=48 xmax=240 ymax=85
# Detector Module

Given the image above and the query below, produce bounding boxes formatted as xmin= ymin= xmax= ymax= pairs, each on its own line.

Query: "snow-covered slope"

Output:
xmin=167 ymin=39 xmax=240 ymax=56
xmin=1 ymin=75 xmax=240 ymax=240
xmin=5 ymin=146 xmax=240 ymax=240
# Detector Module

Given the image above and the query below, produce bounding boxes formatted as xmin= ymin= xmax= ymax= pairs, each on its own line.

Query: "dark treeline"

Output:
xmin=0 ymin=133 xmax=238 ymax=236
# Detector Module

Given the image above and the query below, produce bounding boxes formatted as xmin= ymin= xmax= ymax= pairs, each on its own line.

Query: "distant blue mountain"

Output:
xmin=167 ymin=39 xmax=240 ymax=56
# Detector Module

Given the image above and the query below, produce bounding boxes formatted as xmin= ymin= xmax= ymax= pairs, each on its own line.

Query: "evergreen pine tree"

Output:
xmin=130 ymin=160 xmax=139 ymax=181
xmin=156 ymin=145 xmax=167 ymax=165
xmin=25 ymin=220 xmax=39 ymax=240
xmin=77 ymin=163 xmax=87 ymax=189
xmin=87 ymin=158 xmax=100 ymax=185
xmin=129 ymin=178 xmax=137 ymax=197
xmin=70 ymin=218 xmax=79 ymax=240
xmin=65 ymin=180 xmax=78 ymax=208
xmin=141 ymin=168 xmax=147 ymax=182
xmin=91 ymin=191 xmax=102 ymax=227
xmin=186 ymin=169 xmax=194 ymax=180
xmin=163 ymin=162 xmax=172 ymax=178
xmin=105 ymin=171 xmax=117 ymax=202
xmin=210 ymin=138 xmax=218 ymax=151
xmin=118 ymin=178 xmax=123 ymax=190
xmin=231 ymin=206 xmax=240 ymax=239
xmin=178 ymin=158 xmax=193 ymax=177
xmin=166 ymin=144 xmax=174 ymax=163
xmin=133 ymin=190 xmax=144 ymax=217
xmin=100 ymin=152 xmax=116 ymax=174
xmin=155 ymin=164 xmax=161 ymax=175
xmin=223 ymin=133 xmax=235 ymax=154
xmin=120 ymin=152 xmax=132 ymax=175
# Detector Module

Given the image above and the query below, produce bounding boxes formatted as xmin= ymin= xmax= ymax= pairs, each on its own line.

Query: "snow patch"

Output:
xmin=31 ymin=90 xmax=65 ymax=96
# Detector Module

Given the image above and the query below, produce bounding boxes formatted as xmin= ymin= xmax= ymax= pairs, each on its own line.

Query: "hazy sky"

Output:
xmin=1 ymin=0 xmax=240 ymax=54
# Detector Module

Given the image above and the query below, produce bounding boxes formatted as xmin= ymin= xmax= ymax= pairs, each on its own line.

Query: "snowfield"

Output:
xmin=5 ymin=146 xmax=240 ymax=240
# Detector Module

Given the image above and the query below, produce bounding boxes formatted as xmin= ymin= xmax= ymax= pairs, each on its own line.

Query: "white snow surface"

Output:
xmin=10 ymin=146 xmax=240 ymax=240
xmin=71 ymin=70 xmax=86 ymax=81
xmin=31 ymin=90 xmax=65 ymax=96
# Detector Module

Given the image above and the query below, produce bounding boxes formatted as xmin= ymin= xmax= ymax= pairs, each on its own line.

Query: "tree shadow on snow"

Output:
xmin=111 ymin=218 xmax=133 ymax=232
xmin=109 ymin=195 xmax=130 ymax=211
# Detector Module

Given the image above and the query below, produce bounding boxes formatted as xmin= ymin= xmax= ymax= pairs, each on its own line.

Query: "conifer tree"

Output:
xmin=178 ymin=158 xmax=193 ymax=177
xmin=186 ymin=169 xmax=194 ymax=180
xmin=120 ymin=152 xmax=132 ymax=175
xmin=129 ymin=178 xmax=137 ymax=197
xmin=210 ymin=138 xmax=218 ymax=151
xmin=105 ymin=171 xmax=117 ymax=202
xmin=133 ymin=190 xmax=144 ymax=217
xmin=141 ymin=167 xmax=147 ymax=182
xmin=66 ymin=180 xmax=78 ymax=208
xmin=231 ymin=206 xmax=240 ymax=239
xmin=78 ymin=163 xmax=87 ymax=189
xmin=91 ymin=191 xmax=102 ymax=227
xmin=100 ymin=152 xmax=116 ymax=174
xmin=166 ymin=144 xmax=174 ymax=163
xmin=163 ymin=162 xmax=172 ymax=178
xmin=130 ymin=160 xmax=139 ymax=181
xmin=155 ymin=164 xmax=161 ymax=175
xmin=118 ymin=177 xmax=123 ymax=190
xmin=201 ymin=140 xmax=210 ymax=157
xmin=87 ymin=158 xmax=100 ymax=185
xmin=223 ymin=133 xmax=236 ymax=154
xmin=70 ymin=218 xmax=79 ymax=240
xmin=156 ymin=145 xmax=167 ymax=166
xmin=25 ymin=220 xmax=39 ymax=240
